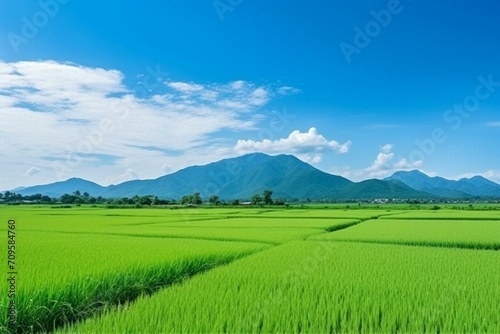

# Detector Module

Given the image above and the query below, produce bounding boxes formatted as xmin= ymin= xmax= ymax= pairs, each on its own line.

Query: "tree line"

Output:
xmin=0 ymin=189 xmax=285 ymax=206
xmin=0 ymin=191 xmax=53 ymax=203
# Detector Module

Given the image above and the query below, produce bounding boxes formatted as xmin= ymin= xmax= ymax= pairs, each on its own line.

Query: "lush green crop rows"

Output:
xmin=2 ymin=205 xmax=499 ymax=333
xmin=247 ymin=208 xmax=400 ymax=219
xmin=381 ymin=209 xmax=500 ymax=220
xmin=152 ymin=217 xmax=361 ymax=228
xmin=310 ymin=219 xmax=500 ymax=249
xmin=2 ymin=206 xmax=360 ymax=244
xmin=104 ymin=226 xmax=327 ymax=244
xmin=62 ymin=241 xmax=500 ymax=333
xmin=1 ymin=206 xmax=362 ymax=229
xmin=101 ymin=218 xmax=361 ymax=244
xmin=0 ymin=229 xmax=266 ymax=332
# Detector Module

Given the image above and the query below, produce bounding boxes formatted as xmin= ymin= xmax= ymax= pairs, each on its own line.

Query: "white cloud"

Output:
xmin=161 ymin=164 xmax=173 ymax=174
xmin=105 ymin=168 xmax=139 ymax=185
xmin=248 ymin=87 xmax=269 ymax=106
xmin=331 ymin=145 xmax=427 ymax=181
xmin=166 ymin=82 xmax=204 ymax=93
xmin=165 ymin=79 xmax=272 ymax=109
xmin=199 ymin=90 xmax=219 ymax=101
xmin=277 ymin=86 xmax=301 ymax=95
xmin=299 ymin=154 xmax=323 ymax=164
xmin=24 ymin=167 xmax=41 ymax=177
xmin=482 ymin=170 xmax=500 ymax=182
xmin=365 ymin=144 xmax=394 ymax=175
xmin=0 ymin=60 xmax=297 ymax=189
xmin=331 ymin=166 xmax=365 ymax=180
xmin=365 ymin=144 xmax=423 ymax=178
xmin=234 ymin=127 xmax=351 ymax=164
xmin=454 ymin=170 xmax=500 ymax=183
xmin=394 ymin=158 xmax=423 ymax=170
xmin=485 ymin=121 xmax=500 ymax=127
xmin=380 ymin=144 xmax=393 ymax=154
xmin=230 ymin=80 xmax=246 ymax=90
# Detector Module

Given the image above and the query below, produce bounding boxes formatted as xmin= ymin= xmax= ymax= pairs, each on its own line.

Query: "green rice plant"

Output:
xmin=141 ymin=217 xmax=361 ymax=229
xmin=3 ymin=205 xmax=499 ymax=333
xmin=102 ymin=226 xmax=327 ymax=244
xmin=4 ymin=206 xmax=360 ymax=244
xmin=241 ymin=209 xmax=400 ymax=219
xmin=381 ymin=209 xmax=500 ymax=220
xmin=62 ymin=241 xmax=500 ymax=333
xmin=0 ymin=230 xmax=266 ymax=333
xmin=1 ymin=206 xmax=361 ymax=234
xmin=310 ymin=219 xmax=500 ymax=249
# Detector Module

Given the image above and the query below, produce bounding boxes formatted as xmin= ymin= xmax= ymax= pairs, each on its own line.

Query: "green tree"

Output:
xmin=41 ymin=195 xmax=52 ymax=203
xmin=251 ymin=194 xmax=262 ymax=205
xmin=263 ymin=190 xmax=273 ymax=205
xmin=181 ymin=193 xmax=202 ymax=205
xmin=274 ymin=198 xmax=286 ymax=206
xmin=139 ymin=196 xmax=153 ymax=206
xmin=181 ymin=195 xmax=193 ymax=205
xmin=60 ymin=194 xmax=78 ymax=204
xmin=209 ymin=194 xmax=220 ymax=205
xmin=193 ymin=192 xmax=202 ymax=205
xmin=4 ymin=191 xmax=12 ymax=201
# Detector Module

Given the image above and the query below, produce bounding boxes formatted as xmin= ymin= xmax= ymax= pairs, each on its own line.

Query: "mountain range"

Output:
xmin=8 ymin=153 xmax=500 ymax=200
xmin=385 ymin=170 xmax=500 ymax=198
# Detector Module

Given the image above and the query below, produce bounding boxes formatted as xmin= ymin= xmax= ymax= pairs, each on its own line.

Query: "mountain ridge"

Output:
xmin=385 ymin=170 xmax=500 ymax=198
xmin=7 ymin=154 xmax=500 ymax=200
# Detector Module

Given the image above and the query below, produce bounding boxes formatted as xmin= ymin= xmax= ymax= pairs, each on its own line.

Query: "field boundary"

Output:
xmin=24 ymin=229 xmax=281 ymax=245
xmin=324 ymin=220 xmax=361 ymax=232
xmin=380 ymin=216 xmax=500 ymax=220
xmin=313 ymin=238 xmax=500 ymax=251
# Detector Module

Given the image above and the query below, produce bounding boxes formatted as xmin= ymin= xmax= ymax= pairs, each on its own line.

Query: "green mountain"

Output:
xmin=15 ymin=153 xmax=443 ymax=200
xmin=16 ymin=177 xmax=104 ymax=198
xmin=385 ymin=170 xmax=500 ymax=198
xmin=98 ymin=153 xmax=355 ymax=199
xmin=337 ymin=179 xmax=434 ymax=200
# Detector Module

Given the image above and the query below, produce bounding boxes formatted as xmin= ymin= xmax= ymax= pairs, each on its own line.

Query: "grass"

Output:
xmin=0 ymin=230 xmax=266 ymax=333
xmin=1 ymin=205 xmax=499 ymax=333
xmin=380 ymin=209 xmax=500 ymax=220
xmin=60 ymin=241 xmax=500 ymax=333
xmin=2 ymin=206 xmax=362 ymax=244
xmin=310 ymin=218 xmax=500 ymax=250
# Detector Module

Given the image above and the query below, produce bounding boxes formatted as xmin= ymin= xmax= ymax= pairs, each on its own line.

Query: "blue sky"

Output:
xmin=1 ymin=0 xmax=500 ymax=189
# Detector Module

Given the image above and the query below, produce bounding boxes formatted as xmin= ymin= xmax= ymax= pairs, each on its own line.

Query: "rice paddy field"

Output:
xmin=1 ymin=205 xmax=499 ymax=333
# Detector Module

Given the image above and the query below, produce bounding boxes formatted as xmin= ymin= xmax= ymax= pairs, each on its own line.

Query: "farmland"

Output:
xmin=310 ymin=218 xmax=500 ymax=250
xmin=1 ymin=205 xmax=499 ymax=333
xmin=65 ymin=242 xmax=499 ymax=333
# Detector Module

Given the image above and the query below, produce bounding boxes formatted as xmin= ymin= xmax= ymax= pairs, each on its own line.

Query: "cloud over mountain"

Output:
xmin=365 ymin=144 xmax=423 ymax=178
xmin=234 ymin=127 xmax=351 ymax=163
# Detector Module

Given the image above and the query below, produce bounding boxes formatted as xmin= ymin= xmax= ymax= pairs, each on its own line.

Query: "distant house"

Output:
xmin=372 ymin=198 xmax=388 ymax=204
xmin=240 ymin=201 xmax=252 ymax=206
